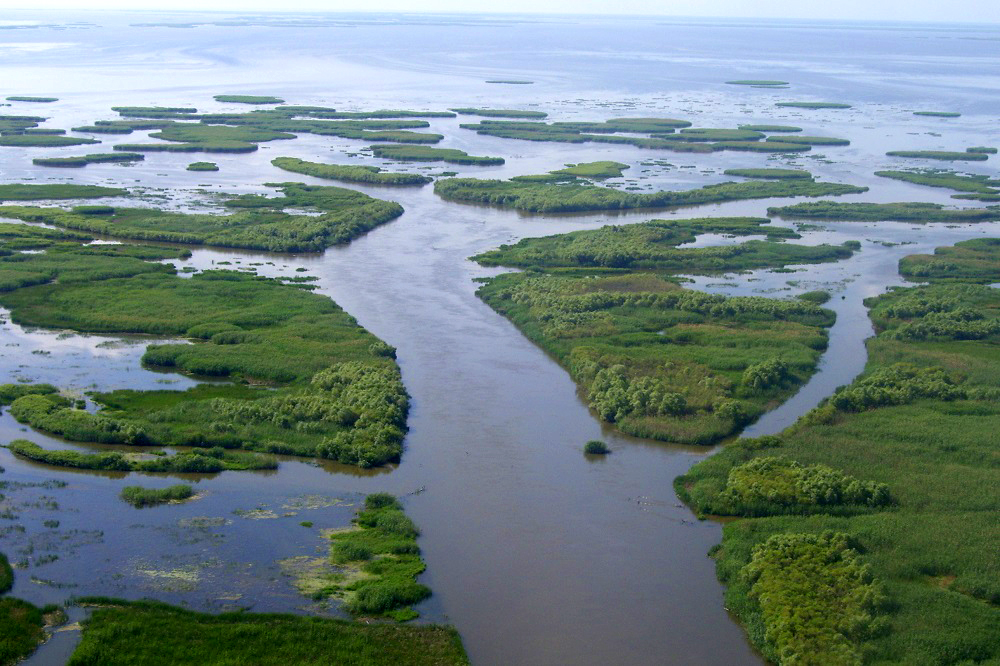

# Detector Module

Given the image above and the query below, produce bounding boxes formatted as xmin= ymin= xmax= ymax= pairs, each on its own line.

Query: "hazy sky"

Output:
xmin=8 ymin=0 xmax=1000 ymax=24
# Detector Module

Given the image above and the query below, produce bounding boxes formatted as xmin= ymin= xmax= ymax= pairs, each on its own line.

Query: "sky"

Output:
xmin=5 ymin=0 xmax=1000 ymax=24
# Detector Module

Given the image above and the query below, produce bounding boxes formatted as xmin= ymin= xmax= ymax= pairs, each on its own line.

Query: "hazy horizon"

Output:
xmin=4 ymin=1 xmax=1000 ymax=26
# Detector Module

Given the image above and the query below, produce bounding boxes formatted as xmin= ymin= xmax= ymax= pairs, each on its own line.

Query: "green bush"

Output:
xmin=120 ymin=484 xmax=194 ymax=507
xmin=583 ymin=440 xmax=610 ymax=454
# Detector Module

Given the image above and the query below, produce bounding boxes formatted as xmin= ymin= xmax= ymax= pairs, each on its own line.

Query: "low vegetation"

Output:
xmin=435 ymin=175 xmax=866 ymax=213
xmin=584 ymin=440 xmax=610 ymax=454
xmin=369 ymin=144 xmax=504 ymax=165
xmin=899 ymin=237 xmax=1000 ymax=282
xmin=768 ymin=201 xmax=1000 ymax=222
xmin=67 ymin=599 xmax=468 ymax=665
xmin=319 ymin=494 xmax=432 ymax=619
xmin=0 ymin=134 xmax=99 ymax=147
xmin=0 ymin=224 xmax=408 ymax=468
xmin=450 ymin=107 xmax=547 ymax=118
xmin=737 ymin=125 xmax=802 ymax=132
xmin=271 ymin=157 xmax=431 ymax=185
xmin=552 ymin=161 xmax=629 ymax=179
xmin=186 ymin=161 xmax=219 ymax=171
xmin=876 ymin=169 xmax=1000 ymax=201
xmin=32 ymin=152 xmax=144 ymax=168
xmin=213 ymin=94 xmax=285 ymax=104
xmin=726 ymin=80 xmax=789 ymax=86
xmin=6 ymin=96 xmax=58 ymax=103
xmin=886 ymin=150 xmax=988 ymax=162
xmin=774 ymin=102 xmax=852 ymax=109
xmin=676 ymin=245 xmax=1000 ymax=664
xmin=0 ymin=184 xmax=126 ymax=200
xmin=120 ymin=484 xmax=194 ymax=507
xmin=723 ymin=168 xmax=813 ymax=180
xmin=913 ymin=111 xmax=960 ymax=117
xmin=0 ymin=182 xmax=403 ymax=252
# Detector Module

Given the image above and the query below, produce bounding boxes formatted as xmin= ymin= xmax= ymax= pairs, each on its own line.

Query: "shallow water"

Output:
xmin=0 ymin=10 xmax=998 ymax=665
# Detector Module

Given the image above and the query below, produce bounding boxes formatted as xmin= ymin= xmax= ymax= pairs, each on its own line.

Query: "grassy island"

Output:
xmin=6 ymin=96 xmax=59 ymax=103
xmin=450 ymin=107 xmax=547 ymax=119
xmin=913 ymin=111 xmax=961 ymax=118
xmin=775 ymin=102 xmax=852 ymax=109
xmin=213 ymin=95 xmax=285 ymax=104
xmin=899 ymin=237 xmax=1000 ymax=282
xmin=552 ymin=161 xmax=630 ymax=179
xmin=32 ymin=152 xmax=144 ymax=168
xmin=434 ymin=175 xmax=867 ymax=213
xmin=726 ymin=80 xmax=789 ymax=86
xmin=676 ymin=244 xmax=1000 ymax=665
xmin=0 ymin=135 xmax=99 ymax=147
xmin=272 ymin=157 xmax=432 ymax=185
xmin=724 ymin=168 xmax=813 ymax=180
xmin=875 ymin=169 xmax=1000 ymax=201
xmin=0 ymin=223 xmax=408 ymax=468
xmin=67 ymin=599 xmax=468 ymax=665
xmin=0 ymin=183 xmax=403 ymax=252
xmin=186 ymin=161 xmax=219 ymax=171
xmin=370 ymin=144 xmax=504 ymax=165
xmin=737 ymin=125 xmax=803 ymax=132
xmin=0 ymin=184 xmax=126 ymax=201
xmin=120 ymin=484 xmax=194 ymax=507
xmin=473 ymin=217 xmax=853 ymax=444
xmin=886 ymin=150 xmax=988 ymax=162
xmin=768 ymin=201 xmax=1000 ymax=223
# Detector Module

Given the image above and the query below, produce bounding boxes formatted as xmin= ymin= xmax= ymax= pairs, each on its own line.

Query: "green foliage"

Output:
xmin=0 ymin=553 xmax=11 ymax=593
xmin=552 ymin=161 xmax=629 ymax=178
xmin=583 ymin=440 xmax=610 ymax=454
xmin=900 ymin=238 xmax=1000 ymax=283
xmin=967 ymin=146 xmax=998 ymax=154
xmin=6 ymin=439 xmax=276 ymax=473
xmin=678 ymin=128 xmax=766 ymax=141
xmin=913 ymin=111 xmax=961 ymax=117
xmin=724 ymin=168 xmax=813 ymax=180
xmin=6 ymin=96 xmax=58 ymax=102
xmin=0 ymin=597 xmax=46 ymax=665
xmin=477 ymin=271 xmax=832 ymax=444
xmin=775 ymin=102 xmax=852 ymax=109
xmin=738 ymin=125 xmax=803 ymax=132
xmin=886 ymin=150 xmax=988 ymax=161
xmin=741 ymin=358 xmax=791 ymax=392
xmin=436 ymin=176 xmax=866 ymax=213
xmin=0 ymin=134 xmax=99 ymax=147
xmin=0 ymin=382 xmax=58 ymax=405
xmin=0 ymin=182 xmax=403 ymax=252
xmin=32 ymin=152 xmax=143 ymax=167
xmin=726 ymin=80 xmax=789 ymax=86
xmin=769 ymin=135 xmax=850 ymax=146
xmin=111 ymin=106 xmax=197 ymax=114
xmin=67 ymin=599 xmax=468 ymax=665
xmin=680 ymin=263 xmax=1000 ymax=664
xmin=875 ymin=169 xmax=1000 ymax=200
xmin=186 ymin=161 xmax=218 ymax=171
xmin=213 ymin=94 xmax=285 ymax=104
xmin=322 ymin=495 xmax=431 ymax=618
xmin=768 ymin=201 xmax=1000 ymax=222
xmin=744 ymin=531 xmax=884 ymax=665
xmin=370 ymin=144 xmax=504 ymax=165
xmin=120 ymin=484 xmax=194 ymax=507
xmin=271 ymin=157 xmax=431 ymax=185
xmin=798 ymin=290 xmax=831 ymax=304
xmin=450 ymin=107 xmax=547 ymax=118
xmin=0 ymin=184 xmax=125 ymax=201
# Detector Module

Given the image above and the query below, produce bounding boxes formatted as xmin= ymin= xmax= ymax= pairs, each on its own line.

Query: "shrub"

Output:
xmin=584 ymin=440 xmax=610 ymax=454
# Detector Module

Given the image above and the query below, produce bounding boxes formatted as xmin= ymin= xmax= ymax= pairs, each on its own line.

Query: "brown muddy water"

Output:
xmin=1 ymin=9 xmax=999 ymax=665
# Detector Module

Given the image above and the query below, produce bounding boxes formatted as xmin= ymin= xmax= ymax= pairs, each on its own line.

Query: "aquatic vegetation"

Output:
xmin=899 ymin=237 xmax=1000 ymax=282
xmin=369 ymin=144 xmax=504 ymax=165
xmin=726 ymin=80 xmax=789 ymax=86
xmin=0 ymin=182 xmax=404 ymax=252
xmin=552 ymin=161 xmax=629 ymax=179
xmin=678 ymin=128 xmax=765 ymax=141
xmin=111 ymin=106 xmax=198 ymax=114
xmin=476 ymin=269 xmax=835 ymax=444
xmin=435 ymin=175 xmax=866 ymax=213
xmin=737 ymin=125 xmax=802 ymax=132
xmin=723 ymin=168 xmax=813 ymax=180
xmin=450 ymin=107 xmax=547 ymax=118
xmin=798 ymin=290 xmax=831 ymax=305
xmin=472 ymin=217 xmax=856 ymax=272
xmin=678 ymin=256 xmax=1000 ymax=664
xmin=768 ymin=201 xmax=1000 ymax=222
xmin=7 ymin=440 xmax=277 ymax=472
xmin=886 ymin=150 xmax=988 ymax=161
xmin=485 ymin=79 xmax=533 ymax=84
xmin=913 ymin=111 xmax=961 ymax=117
xmin=583 ymin=440 xmax=610 ymax=454
xmin=0 ymin=597 xmax=48 ymax=664
xmin=213 ymin=95 xmax=285 ymax=104
xmin=0 ymin=184 xmax=126 ymax=200
xmin=120 ymin=484 xmax=194 ymax=507
xmin=712 ymin=140 xmax=811 ymax=152
xmin=768 ymin=135 xmax=850 ymax=146
xmin=186 ymin=161 xmax=219 ymax=171
xmin=0 ymin=134 xmax=99 ymax=147
xmin=271 ymin=157 xmax=432 ymax=185
xmin=875 ymin=169 xmax=1000 ymax=199
xmin=775 ymin=102 xmax=852 ymax=109
xmin=317 ymin=494 xmax=432 ymax=618
xmin=6 ymin=96 xmax=58 ymax=103
xmin=32 ymin=152 xmax=144 ymax=167
xmin=967 ymin=146 xmax=998 ymax=154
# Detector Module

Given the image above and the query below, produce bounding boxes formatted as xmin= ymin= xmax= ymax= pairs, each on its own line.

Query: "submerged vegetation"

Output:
xmin=435 ymin=175 xmax=866 ymax=213
xmin=271 ymin=157 xmax=432 ymax=185
xmin=0 ymin=182 xmax=403 ymax=252
xmin=68 ymin=599 xmax=468 ymax=665
xmin=677 ymin=246 xmax=1000 ymax=664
